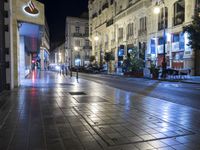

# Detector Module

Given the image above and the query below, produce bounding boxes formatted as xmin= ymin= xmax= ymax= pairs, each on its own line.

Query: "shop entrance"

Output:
xmin=17 ymin=22 xmax=42 ymax=84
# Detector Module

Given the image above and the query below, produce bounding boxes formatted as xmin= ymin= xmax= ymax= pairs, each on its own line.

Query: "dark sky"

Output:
xmin=38 ymin=0 xmax=88 ymax=47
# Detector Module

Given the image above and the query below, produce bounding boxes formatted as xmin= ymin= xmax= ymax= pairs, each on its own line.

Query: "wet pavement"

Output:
xmin=0 ymin=71 xmax=200 ymax=150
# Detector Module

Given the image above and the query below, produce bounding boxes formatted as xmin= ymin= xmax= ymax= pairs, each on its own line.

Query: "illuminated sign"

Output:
xmin=23 ymin=1 xmax=39 ymax=17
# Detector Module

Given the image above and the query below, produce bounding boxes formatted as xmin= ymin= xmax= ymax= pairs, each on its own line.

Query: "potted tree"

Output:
xmin=123 ymin=46 xmax=144 ymax=77
xmin=149 ymin=64 xmax=160 ymax=79
xmin=104 ymin=52 xmax=115 ymax=73
xmin=183 ymin=9 xmax=200 ymax=75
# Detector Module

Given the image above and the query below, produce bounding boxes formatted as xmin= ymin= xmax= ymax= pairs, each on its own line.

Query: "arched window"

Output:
xmin=173 ymin=0 xmax=185 ymax=26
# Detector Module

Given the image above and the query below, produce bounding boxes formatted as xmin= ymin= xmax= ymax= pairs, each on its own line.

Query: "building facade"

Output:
xmin=0 ymin=0 xmax=45 ymax=93
xmin=65 ymin=16 xmax=92 ymax=67
xmin=51 ymin=43 xmax=65 ymax=64
xmin=89 ymin=0 xmax=198 ymax=74
xmin=40 ymin=19 xmax=50 ymax=70
xmin=0 ymin=0 xmax=9 ymax=92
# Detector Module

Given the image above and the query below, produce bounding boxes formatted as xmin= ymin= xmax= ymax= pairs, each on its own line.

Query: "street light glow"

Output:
xmin=74 ymin=46 xmax=78 ymax=51
xmin=94 ymin=36 xmax=99 ymax=41
xmin=153 ymin=6 xmax=160 ymax=14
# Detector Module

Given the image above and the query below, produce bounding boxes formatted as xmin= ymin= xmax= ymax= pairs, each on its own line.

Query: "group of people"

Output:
xmin=59 ymin=64 xmax=70 ymax=76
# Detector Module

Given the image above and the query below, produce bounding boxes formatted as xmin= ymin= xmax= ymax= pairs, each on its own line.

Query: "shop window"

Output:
xmin=158 ymin=37 xmax=164 ymax=45
xmin=172 ymin=33 xmax=179 ymax=43
xmin=158 ymin=7 xmax=168 ymax=31
xmin=173 ymin=0 xmax=185 ymax=26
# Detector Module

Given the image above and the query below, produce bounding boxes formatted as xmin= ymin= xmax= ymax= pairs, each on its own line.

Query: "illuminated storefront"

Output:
xmin=148 ymin=32 xmax=192 ymax=70
xmin=8 ymin=0 xmax=45 ymax=89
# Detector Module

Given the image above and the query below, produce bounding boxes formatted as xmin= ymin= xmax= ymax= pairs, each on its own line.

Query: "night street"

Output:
xmin=0 ymin=71 xmax=200 ymax=150
xmin=1 ymin=0 xmax=200 ymax=149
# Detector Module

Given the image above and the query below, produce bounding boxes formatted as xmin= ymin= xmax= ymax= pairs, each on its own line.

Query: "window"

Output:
xmin=127 ymin=23 xmax=134 ymax=36
xmin=172 ymin=33 xmax=179 ymax=43
xmin=139 ymin=17 xmax=147 ymax=31
xmin=75 ymin=26 xmax=80 ymax=33
xmin=75 ymin=40 xmax=80 ymax=47
xmin=173 ymin=0 xmax=185 ymax=26
xmin=85 ymin=40 xmax=89 ymax=46
xmin=158 ymin=7 xmax=168 ymax=31
xmin=118 ymin=28 xmax=123 ymax=39
xmin=85 ymin=25 xmax=89 ymax=34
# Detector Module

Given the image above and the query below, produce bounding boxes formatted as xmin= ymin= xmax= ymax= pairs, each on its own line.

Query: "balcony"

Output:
xmin=138 ymin=29 xmax=147 ymax=36
xmin=83 ymin=45 xmax=92 ymax=49
xmin=106 ymin=19 xmax=113 ymax=27
xmin=73 ymin=33 xmax=83 ymax=37
xmin=83 ymin=33 xmax=89 ymax=37
xmin=85 ymin=55 xmax=90 ymax=60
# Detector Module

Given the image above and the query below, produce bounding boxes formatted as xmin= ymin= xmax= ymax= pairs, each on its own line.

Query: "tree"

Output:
xmin=89 ymin=55 xmax=96 ymax=63
xmin=104 ymin=52 xmax=115 ymax=63
xmin=104 ymin=52 xmax=115 ymax=73
xmin=183 ymin=9 xmax=200 ymax=75
xmin=122 ymin=46 xmax=144 ymax=72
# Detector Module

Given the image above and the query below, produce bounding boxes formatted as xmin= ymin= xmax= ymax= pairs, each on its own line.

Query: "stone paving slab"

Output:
xmin=0 ymin=72 xmax=200 ymax=150
xmin=73 ymin=103 xmax=194 ymax=147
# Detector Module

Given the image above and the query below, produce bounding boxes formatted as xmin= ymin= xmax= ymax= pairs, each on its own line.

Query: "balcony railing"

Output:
xmin=83 ymin=46 xmax=92 ymax=49
xmin=138 ymin=29 xmax=147 ymax=36
xmin=85 ymin=55 xmax=90 ymax=60
xmin=73 ymin=33 xmax=83 ymax=37
xmin=73 ymin=33 xmax=89 ymax=37
xmin=158 ymin=19 xmax=168 ymax=31
xmin=106 ymin=19 xmax=113 ymax=27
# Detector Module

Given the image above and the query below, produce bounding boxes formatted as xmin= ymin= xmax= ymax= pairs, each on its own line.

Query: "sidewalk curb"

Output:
xmin=99 ymin=73 xmax=200 ymax=85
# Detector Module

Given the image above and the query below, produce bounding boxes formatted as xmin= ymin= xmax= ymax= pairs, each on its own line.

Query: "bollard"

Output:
xmin=70 ymin=69 xmax=72 ymax=77
xmin=76 ymin=69 xmax=78 ymax=80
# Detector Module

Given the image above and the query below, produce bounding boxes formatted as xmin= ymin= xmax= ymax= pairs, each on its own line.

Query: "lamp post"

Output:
xmin=154 ymin=0 xmax=167 ymax=78
xmin=94 ymin=34 xmax=101 ymax=66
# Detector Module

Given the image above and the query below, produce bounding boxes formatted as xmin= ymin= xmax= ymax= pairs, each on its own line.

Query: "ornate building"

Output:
xmin=65 ymin=16 xmax=92 ymax=67
xmin=89 ymin=0 xmax=197 ymax=74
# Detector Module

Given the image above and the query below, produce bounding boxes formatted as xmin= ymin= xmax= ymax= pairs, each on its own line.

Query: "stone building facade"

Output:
xmin=89 ymin=0 xmax=198 ymax=74
xmin=65 ymin=16 xmax=92 ymax=67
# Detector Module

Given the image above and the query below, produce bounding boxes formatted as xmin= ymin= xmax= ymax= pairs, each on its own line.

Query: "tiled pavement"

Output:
xmin=0 ymin=71 xmax=200 ymax=150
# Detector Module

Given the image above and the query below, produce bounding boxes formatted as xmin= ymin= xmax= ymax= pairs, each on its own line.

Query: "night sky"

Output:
xmin=37 ymin=0 xmax=88 ymax=48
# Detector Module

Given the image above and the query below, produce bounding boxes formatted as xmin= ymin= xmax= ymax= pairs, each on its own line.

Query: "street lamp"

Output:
xmin=153 ymin=0 xmax=167 ymax=78
xmin=94 ymin=34 xmax=103 ymax=67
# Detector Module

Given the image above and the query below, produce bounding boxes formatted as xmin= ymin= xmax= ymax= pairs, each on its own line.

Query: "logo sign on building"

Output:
xmin=23 ymin=0 xmax=39 ymax=17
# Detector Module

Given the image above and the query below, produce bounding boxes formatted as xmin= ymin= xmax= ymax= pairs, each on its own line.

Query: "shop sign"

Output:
xmin=23 ymin=0 xmax=39 ymax=17
xmin=172 ymin=42 xmax=180 ymax=52
xmin=151 ymin=39 xmax=156 ymax=54
xmin=157 ymin=45 xmax=163 ymax=54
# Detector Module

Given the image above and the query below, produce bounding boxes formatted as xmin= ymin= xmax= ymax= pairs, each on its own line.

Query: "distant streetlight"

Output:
xmin=153 ymin=0 xmax=167 ymax=78
xmin=153 ymin=6 xmax=160 ymax=14
xmin=74 ymin=46 xmax=78 ymax=51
